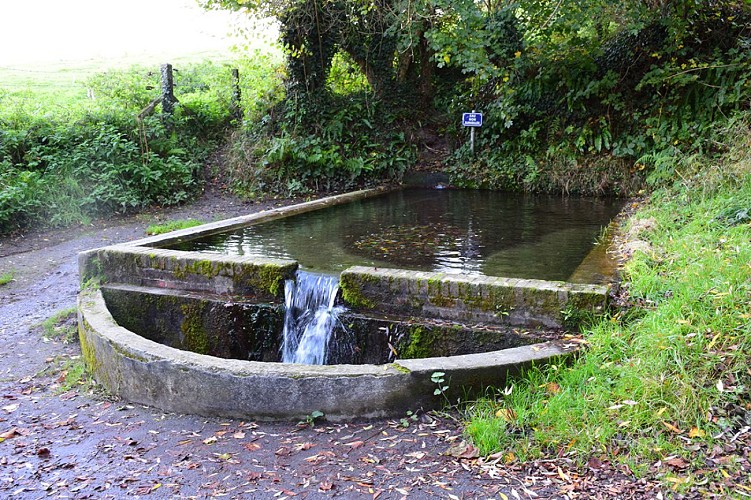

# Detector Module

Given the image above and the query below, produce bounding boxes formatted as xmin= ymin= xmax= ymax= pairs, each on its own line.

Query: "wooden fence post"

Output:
xmin=231 ymin=68 xmax=242 ymax=121
xmin=161 ymin=63 xmax=176 ymax=118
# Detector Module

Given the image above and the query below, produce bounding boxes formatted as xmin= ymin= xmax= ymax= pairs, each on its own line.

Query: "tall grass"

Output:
xmin=464 ymin=118 xmax=751 ymax=475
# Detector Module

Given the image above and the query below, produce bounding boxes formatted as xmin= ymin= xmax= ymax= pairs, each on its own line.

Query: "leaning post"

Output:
xmin=160 ymin=63 xmax=176 ymax=118
xmin=231 ymin=68 xmax=242 ymax=122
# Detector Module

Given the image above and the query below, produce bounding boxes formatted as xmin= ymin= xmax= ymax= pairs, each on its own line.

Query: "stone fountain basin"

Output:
xmin=78 ymin=287 xmax=578 ymax=421
xmin=77 ymin=189 xmax=611 ymax=421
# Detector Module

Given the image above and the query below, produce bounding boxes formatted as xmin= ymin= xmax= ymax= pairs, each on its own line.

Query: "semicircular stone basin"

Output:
xmin=78 ymin=188 xmax=621 ymax=421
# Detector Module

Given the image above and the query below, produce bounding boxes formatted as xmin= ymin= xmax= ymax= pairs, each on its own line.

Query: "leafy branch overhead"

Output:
xmin=202 ymin=0 xmax=751 ymax=198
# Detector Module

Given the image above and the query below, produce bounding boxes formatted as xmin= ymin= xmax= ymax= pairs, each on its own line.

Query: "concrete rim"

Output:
xmin=78 ymin=287 xmax=577 ymax=421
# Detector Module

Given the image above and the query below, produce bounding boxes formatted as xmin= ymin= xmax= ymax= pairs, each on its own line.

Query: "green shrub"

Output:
xmin=0 ymin=57 xmax=276 ymax=234
xmin=228 ymin=90 xmax=416 ymax=197
xmin=441 ymin=2 xmax=751 ymax=195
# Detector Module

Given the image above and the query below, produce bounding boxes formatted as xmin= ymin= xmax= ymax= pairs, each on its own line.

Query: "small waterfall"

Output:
xmin=281 ymin=272 xmax=345 ymax=365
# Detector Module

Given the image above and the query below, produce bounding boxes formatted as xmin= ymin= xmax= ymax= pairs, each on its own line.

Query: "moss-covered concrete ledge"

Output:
xmin=78 ymin=246 xmax=297 ymax=301
xmin=340 ymin=266 xmax=609 ymax=329
xmin=78 ymin=288 xmax=577 ymax=421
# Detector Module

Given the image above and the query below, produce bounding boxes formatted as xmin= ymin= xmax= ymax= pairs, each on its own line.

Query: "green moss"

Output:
xmin=173 ymin=258 xmax=218 ymax=280
xmin=342 ymin=286 xmax=376 ymax=309
xmin=339 ymin=273 xmax=378 ymax=309
xmin=391 ymin=363 xmax=411 ymax=374
xmin=191 ymin=259 xmax=217 ymax=278
xmin=427 ymin=275 xmax=444 ymax=295
xmin=79 ymin=324 xmax=101 ymax=374
xmin=519 ymin=287 xmax=563 ymax=317
xmin=254 ymin=263 xmax=291 ymax=297
xmin=169 ymin=256 xmax=295 ymax=299
xmin=400 ymin=326 xmax=433 ymax=359
xmin=429 ymin=293 xmax=455 ymax=308
xmin=80 ymin=252 xmax=104 ymax=285
xmin=180 ymin=303 xmax=210 ymax=355
xmin=111 ymin=343 xmax=150 ymax=363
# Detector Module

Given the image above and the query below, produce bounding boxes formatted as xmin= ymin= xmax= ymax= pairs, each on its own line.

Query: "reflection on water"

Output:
xmin=167 ymin=189 xmax=624 ymax=281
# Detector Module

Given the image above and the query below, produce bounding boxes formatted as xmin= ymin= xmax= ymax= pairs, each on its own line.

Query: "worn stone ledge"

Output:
xmin=120 ymin=188 xmax=388 ymax=249
xmin=78 ymin=288 xmax=575 ymax=421
xmin=340 ymin=266 xmax=609 ymax=328
xmin=79 ymin=246 xmax=297 ymax=302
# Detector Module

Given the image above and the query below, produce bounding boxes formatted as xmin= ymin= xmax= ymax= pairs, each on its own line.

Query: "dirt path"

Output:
xmin=0 ymin=190 xmax=664 ymax=499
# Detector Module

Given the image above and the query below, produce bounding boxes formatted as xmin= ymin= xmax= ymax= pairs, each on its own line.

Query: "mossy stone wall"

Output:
xmin=79 ymin=246 xmax=297 ymax=302
xmin=102 ymin=284 xmax=283 ymax=361
xmin=340 ymin=266 xmax=608 ymax=329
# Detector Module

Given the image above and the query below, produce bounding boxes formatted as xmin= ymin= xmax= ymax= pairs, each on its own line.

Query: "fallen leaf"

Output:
xmin=319 ymin=481 xmax=334 ymax=491
xmin=345 ymin=440 xmax=365 ymax=449
xmin=295 ymin=442 xmax=315 ymax=451
xmin=2 ymin=404 xmax=19 ymax=413
xmin=664 ymin=457 xmax=689 ymax=469
xmin=0 ymin=428 xmax=19 ymax=440
xmin=243 ymin=442 xmax=262 ymax=451
xmin=546 ymin=382 xmax=561 ymax=394
xmin=37 ymin=447 xmax=51 ymax=458
xmin=688 ymin=427 xmax=706 ymax=438
xmin=495 ymin=408 xmax=516 ymax=422
xmin=662 ymin=421 xmax=682 ymax=434
xmin=445 ymin=441 xmax=479 ymax=459
xmin=275 ymin=446 xmax=290 ymax=456
xmin=233 ymin=431 xmax=246 ymax=439
xmin=202 ymin=436 xmax=218 ymax=445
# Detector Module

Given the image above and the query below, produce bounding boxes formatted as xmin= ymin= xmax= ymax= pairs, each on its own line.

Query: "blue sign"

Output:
xmin=462 ymin=112 xmax=483 ymax=127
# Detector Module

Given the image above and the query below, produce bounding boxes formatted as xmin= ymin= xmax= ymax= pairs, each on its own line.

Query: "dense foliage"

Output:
xmin=202 ymin=0 xmax=751 ymax=197
xmin=444 ymin=1 xmax=751 ymax=194
xmin=0 ymin=57 xmax=278 ymax=234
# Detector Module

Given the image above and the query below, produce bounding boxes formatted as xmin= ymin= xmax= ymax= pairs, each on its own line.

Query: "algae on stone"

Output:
xmin=180 ymin=303 xmax=210 ymax=355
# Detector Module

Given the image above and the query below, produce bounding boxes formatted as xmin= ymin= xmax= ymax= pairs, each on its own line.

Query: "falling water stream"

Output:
xmin=281 ymin=271 xmax=345 ymax=364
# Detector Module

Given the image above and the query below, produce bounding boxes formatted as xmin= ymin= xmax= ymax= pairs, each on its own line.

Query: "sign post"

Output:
xmin=462 ymin=111 xmax=483 ymax=154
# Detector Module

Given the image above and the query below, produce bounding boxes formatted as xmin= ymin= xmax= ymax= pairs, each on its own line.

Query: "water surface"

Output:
xmin=168 ymin=189 xmax=623 ymax=281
